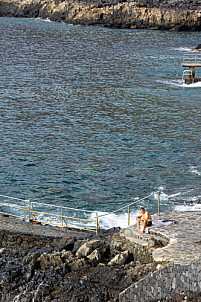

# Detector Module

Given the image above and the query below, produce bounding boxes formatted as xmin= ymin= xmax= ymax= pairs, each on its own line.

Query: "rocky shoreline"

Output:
xmin=0 ymin=0 xmax=200 ymax=30
xmin=0 ymin=225 xmax=164 ymax=302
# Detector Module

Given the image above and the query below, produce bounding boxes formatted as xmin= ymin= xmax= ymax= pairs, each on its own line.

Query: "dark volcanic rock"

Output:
xmin=0 ymin=229 xmax=157 ymax=302
xmin=0 ymin=0 xmax=201 ymax=31
xmin=194 ymin=44 xmax=201 ymax=51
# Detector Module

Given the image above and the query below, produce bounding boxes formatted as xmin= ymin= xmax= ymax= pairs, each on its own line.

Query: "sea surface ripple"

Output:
xmin=0 ymin=17 xmax=201 ymax=228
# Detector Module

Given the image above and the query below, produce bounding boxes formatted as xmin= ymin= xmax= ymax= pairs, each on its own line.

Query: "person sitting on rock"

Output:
xmin=136 ymin=207 xmax=152 ymax=233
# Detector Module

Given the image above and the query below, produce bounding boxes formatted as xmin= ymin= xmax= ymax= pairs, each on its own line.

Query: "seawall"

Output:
xmin=0 ymin=0 xmax=201 ymax=30
xmin=120 ymin=258 xmax=201 ymax=301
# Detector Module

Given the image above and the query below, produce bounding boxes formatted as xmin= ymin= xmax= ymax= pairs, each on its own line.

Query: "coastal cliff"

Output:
xmin=0 ymin=0 xmax=201 ymax=30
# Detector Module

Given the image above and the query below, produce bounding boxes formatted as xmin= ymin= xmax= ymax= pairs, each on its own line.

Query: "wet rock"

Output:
xmin=194 ymin=44 xmax=201 ymax=51
xmin=70 ymin=258 xmax=87 ymax=271
xmin=148 ymin=237 xmax=167 ymax=248
xmin=60 ymin=250 xmax=73 ymax=262
xmin=76 ymin=239 xmax=102 ymax=258
xmin=54 ymin=237 xmax=75 ymax=251
xmin=87 ymin=248 xmax=103 ymax=265
xmin=108 ymin=250 xmax=130 ymax=266
xmin=0 ymin=226 xmax=158 ymax=301
xmin=38 ymin=252 xmax=64 ymax=268
xmin=72 ymin=239 xmax=87 ymax=253
xmin=0 ymin=0 xmax=201 ymax=31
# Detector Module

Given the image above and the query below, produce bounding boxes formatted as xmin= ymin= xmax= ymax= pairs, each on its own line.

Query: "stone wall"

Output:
xmin=119 ymin=257 xmax=201 ymax=301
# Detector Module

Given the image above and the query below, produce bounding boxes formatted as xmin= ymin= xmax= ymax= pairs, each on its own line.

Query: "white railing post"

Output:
xmin=158 ymin=191 xmax=160 ymax=218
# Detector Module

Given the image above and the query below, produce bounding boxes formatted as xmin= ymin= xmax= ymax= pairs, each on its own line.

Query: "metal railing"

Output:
xmin=182 ymin=70 xmax=193 ymax=82
xmin=183 ymin=54 xmax=201 ymax=65
xmin=0 ymin=191 xmax=160 ymax=233
xmin=97 ymin=191 xmax=160 ymax=227
xmin=0 ymin=194 xmax=98 ymax=233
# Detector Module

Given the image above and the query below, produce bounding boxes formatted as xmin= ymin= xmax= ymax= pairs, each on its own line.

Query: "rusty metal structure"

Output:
xmin=182 ymin=54 xmax=201 ymax=85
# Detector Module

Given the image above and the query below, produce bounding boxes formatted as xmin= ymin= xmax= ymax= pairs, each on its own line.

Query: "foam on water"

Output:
xmin=36 ymin=17 xmax=52 ymax=22
xmin=88 ymin=210 xmax=138 ymax=229
xmin=182 ymin=82 xmax=201 ymax=88
xmin=174 ymin=47 xmax=193 ymax=52
xmin=156 ymin=79 xmax=183 ymax=87
xmin=189 ymin=166 xmax=201 ymax=176
xmin=158 ymin=79 xmax=201 ymax=88
xmin=174 ymin=204 xmax=201 ymax=212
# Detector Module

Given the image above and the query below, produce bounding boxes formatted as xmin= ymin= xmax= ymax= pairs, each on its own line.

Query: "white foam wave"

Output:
xmin=153 ymin=187 xmax=183 ymax=202
xmin=182 ymin=82 xmax=201 ymax=88
xmin=34 ymin=209 xmax=139 ymax=230
xmin=158 ymin=79 xmax=201 ymax=88
xmin=174 ymin=47 xmax=193 ymax=52
xmin=88 ymin=210 xmax=139 ymax=229
xmin=156 ymin=79 xmax=183 ymax=87
xmin=153 ymin=188 xmax=169 ymax=201
xmin=189 ymin=166 xmax=201 ymax=176
xmin=36 ymin=17 xmax=52 ymax=22
xmin=174 ymin=204 xmax=201 ymax=212
xmin=42 ymin=18 xmax=52 ymax=22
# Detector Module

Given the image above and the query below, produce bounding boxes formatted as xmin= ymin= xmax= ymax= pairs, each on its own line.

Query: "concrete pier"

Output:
xmin=121 ymin=211 xmax=201 ymax=263
xmin=182 ymin=56 xmax=201 ymax=84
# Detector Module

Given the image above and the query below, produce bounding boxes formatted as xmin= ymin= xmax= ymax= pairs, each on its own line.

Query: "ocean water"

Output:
xmin=0 ymin=17 xmax=201 ymax=229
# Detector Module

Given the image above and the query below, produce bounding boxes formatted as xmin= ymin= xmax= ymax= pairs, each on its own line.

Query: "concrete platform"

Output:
xmin=0 ymin=214 xmax=93 ymax=239
xmin=181 ymin=63 xmax=201 ymax=67
xmin=121 ymin=211 xmax=201 ymax=263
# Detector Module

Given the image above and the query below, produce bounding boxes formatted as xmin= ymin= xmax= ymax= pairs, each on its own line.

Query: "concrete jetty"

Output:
xmin=121 ymin=211 xmax=201 ymax=263
xmin=1 ymin=210 xmax=201 ymax=262
xmin=2 ymin=210 xmax=201 ymax=263
xmin=182 ymin=55 xmax=201 ymax=84
xmin=0 ymin=213 xmax=93 ymax=239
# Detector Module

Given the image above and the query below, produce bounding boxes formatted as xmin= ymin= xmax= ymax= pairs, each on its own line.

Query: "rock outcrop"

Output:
xmin=0 ymin=0 xmax=201 ymax=30
xmin=194 ymin=43 xmax=201 ymax=51
xmin=0 ymin=229 xmax=159 ymax=302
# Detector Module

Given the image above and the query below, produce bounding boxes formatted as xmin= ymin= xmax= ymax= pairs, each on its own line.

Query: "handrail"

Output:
xmin=0 ymin=194 xmax=28 ymax=202
xmin=0 ymin=195 xmax=97 ymax=233
xmin=32 ymin=209 xmax=95 ymax=223
xmin=182 ymin=70 xmax=193 ymax=83
xmin=31 ymin=201 xmax=94 ymax=213
xmin=183 ymin=54 xmax=201 ymax=64
xmin=97 ymin=192 xmax=157 ymax=218
xmin=0 ymin=202 xmax=29 ymax=212
xmin=0 ymin=192 xmax=160 ymax=232
xmin=97 ymin=191 xmax=160 ymax=228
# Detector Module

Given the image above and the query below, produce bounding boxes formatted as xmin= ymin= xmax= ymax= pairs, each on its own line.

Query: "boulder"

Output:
xmin=53 ymin=237 xmax=75 ymax=251
xmin=70 ymin=258 xmax=87 ymax=271
xmin=194 ymin=44 xmax=201 ymax=51
xmin=76 ymin=240 xmax=102 ymax=258
xmin=108 ymin=251 xmax=129 ymax=266
xmin=38 ymin=252 xmax=63 ymax=268
xmin=87 ymin=248 xmax=102 ymax=265
xmin=60 ymin=250 xmax=73 ymax=263
xmin=72 ymin=239 xmax=87 ymax=253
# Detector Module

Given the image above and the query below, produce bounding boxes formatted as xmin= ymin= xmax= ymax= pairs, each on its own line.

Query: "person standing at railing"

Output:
xmin=136 ymin=207 xmax=152 ymax=233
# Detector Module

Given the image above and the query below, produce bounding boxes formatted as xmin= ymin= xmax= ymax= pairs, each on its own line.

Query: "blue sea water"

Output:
xmin=0 ymin=17 xmax=201 ymax=229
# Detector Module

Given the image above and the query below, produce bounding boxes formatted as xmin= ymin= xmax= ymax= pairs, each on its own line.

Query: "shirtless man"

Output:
xmin=137 ymin=207 xmax=152 ymax=233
